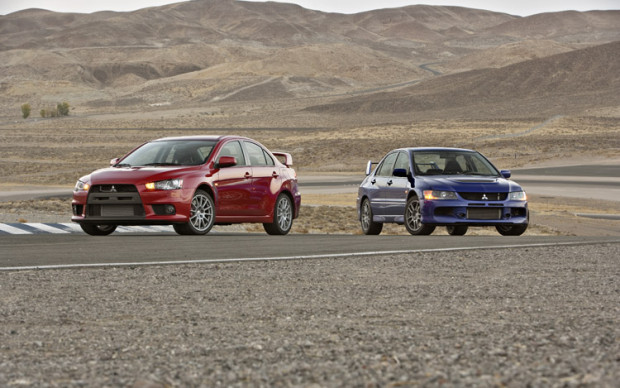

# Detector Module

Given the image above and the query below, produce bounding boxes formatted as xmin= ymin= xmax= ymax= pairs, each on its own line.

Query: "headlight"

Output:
xmin=509 ymin=191 xmax=527 ymax=201
xmin=424 ymin=190 xmax=457 ymax=200
xmin=74 ymin=180 xmax=90 ymax=192
xmin=145 ymin=179 xmax=183 ymax=191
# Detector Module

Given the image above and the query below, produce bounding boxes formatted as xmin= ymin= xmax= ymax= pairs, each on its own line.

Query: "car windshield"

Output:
xmin=117 ymin=140 xmax=216 ymax=167
xmin=412 ymin=150 xmax=500 ymax=176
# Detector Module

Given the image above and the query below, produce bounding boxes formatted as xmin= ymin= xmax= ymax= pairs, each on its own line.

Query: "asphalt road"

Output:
xmin=1 ymin=233 xmax=618 ymax=269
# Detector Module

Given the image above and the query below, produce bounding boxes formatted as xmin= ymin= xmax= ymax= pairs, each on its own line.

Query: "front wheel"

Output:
xmin=263 ymin=194 xmax=293 ymax=235
xmin=174 ymin=190 xmax=215 ymax=235
xmin=80 ymin=224 xmax=117 ymax=236
xmin=360 ymin=198 xmax=382 ymax=235
xmin=496 ymin=224 xmax=528 ymax=236
xmin=404 ymin=197 xmax=435 ymax=236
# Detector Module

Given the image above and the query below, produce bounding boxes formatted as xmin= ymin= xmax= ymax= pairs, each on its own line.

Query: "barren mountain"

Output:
xmin=0 ymin=0 xmax=618 ymax=122
xmin=307 ymin=41 xmax=620 ymax=119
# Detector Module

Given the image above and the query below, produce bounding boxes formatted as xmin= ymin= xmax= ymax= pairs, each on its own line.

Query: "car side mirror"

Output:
xmin=216 ymin=156 xmax=237 ymax=169
xmin=393 ymin=168 xmax=407 ymax=178
xmin=110 ymin=158 xmax=120 ymax=166
xmin=365 ymin=161 xmax=373 ymax=176
xmin=500 ymin=170 xmax=511 ymax=179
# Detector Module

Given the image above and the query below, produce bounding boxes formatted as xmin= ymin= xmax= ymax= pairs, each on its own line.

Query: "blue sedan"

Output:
xmin=357 ymin=147 xmax=529 ymax=236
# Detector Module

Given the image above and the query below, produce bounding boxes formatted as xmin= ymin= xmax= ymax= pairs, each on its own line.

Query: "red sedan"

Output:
xmin=72 ymin=135 xmax=301 ymax=236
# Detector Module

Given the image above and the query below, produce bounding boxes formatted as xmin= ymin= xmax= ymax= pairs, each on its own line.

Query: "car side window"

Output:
xmin=393 ymin=152 xmax=409 ymax=175
xmin=263 ymin=150 xmax=275 ymax=166
xmin=244 ymin=142 xmax=270 ymax=166
xmin=218 ymin=141 xmax=246 ymax=166
xmin=376 ymin=152 xmax=398 ymax=176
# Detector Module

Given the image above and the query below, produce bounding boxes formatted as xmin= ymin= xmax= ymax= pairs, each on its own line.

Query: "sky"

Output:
xmin=0 ymin=0 xmax=618 ymax=16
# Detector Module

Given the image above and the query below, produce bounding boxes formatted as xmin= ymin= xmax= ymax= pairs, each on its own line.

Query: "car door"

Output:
xmin=213 ymin=140 xmax=253 ymax=217
xmin=243 ymin=141 xmax=279 ymax=216
xmin=383 ymin=151 xmax=410 ymax=218
xmin=368 ymin=152 xmax=398 ymax=216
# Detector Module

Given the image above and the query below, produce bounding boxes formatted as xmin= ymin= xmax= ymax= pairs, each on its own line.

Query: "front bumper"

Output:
xmin=421 ymin=199 xmax=529 ymax=226
xmin=72 ymin=187 xmax=191 ymax=225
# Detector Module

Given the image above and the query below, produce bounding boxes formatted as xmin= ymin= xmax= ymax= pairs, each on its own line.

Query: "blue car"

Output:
xmin=357 ymin=147 xmax=529 ymax=236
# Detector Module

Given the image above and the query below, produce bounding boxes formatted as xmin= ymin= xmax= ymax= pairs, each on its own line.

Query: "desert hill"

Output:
xmin=307 ymin=40 xmax=620 ymax=119
xmin=0 ymin=0 xmax=618 ymax=122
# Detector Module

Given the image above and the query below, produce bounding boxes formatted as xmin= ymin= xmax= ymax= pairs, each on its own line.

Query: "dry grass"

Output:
xmin=1 ymin=116 xmax=618 ymax=186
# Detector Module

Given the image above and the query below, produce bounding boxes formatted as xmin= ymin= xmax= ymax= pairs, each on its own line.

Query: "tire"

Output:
xmin=80 ymin=224 xmax=117 ymax=236
xmin=360 ymin=198 xmax=382 ymax=235
xmin=174 ymin=189 xmax=215 ymax=235
xmin=263 ymin=194 xmax=293 ymax=235
xmin=447 ymin=225 xmax=468 ymax=236
xmin=404 ymin=196 xmax=435 ymax=236
xmin=496 ymin=224 xmax=528 ymax=236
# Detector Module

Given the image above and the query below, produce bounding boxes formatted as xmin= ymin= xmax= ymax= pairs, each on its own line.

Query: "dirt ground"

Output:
xmin=2 ymin=243 xmax=618 ymax=386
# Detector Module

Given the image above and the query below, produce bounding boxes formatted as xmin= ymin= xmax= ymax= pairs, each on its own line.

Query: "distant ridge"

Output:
xmin=306 ymin=41 xmax=620 ymax=118
xmin=0 ymin=0 xmax=618 ymax=119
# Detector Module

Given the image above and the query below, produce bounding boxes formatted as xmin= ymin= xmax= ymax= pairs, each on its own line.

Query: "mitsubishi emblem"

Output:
xmin=111 ymin=185 xmax=117 ymax=192
xmin=482 ymin=193 xmax=488 ymax=200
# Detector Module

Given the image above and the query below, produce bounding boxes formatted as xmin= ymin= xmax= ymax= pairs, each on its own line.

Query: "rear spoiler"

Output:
xmin=273 ymin=152 xmax=293 ymax=167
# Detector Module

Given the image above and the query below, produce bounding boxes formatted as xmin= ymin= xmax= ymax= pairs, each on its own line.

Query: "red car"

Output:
xmin=72 ymin=135 xmax=301 ymax=236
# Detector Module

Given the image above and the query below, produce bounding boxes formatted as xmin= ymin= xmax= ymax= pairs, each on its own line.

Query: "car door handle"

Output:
xmin=371 ymin=179 xmax=376 ymax=184
xmin=244 ymin=172 xmax=252 ymax=179
xmin=272 ymin=171 xmax=279 ymax=178
xmin=387 ymin=179 xmax=393 ymax=186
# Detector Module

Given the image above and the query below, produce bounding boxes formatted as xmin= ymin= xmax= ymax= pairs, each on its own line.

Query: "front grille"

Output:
xmin=467 ymin=208 xmax=501 ymax=220
xmin=94 ymin=184 xmax=138 ymax=193
xmin=459 ymin=192 xmax=507 ymax=201
xmin=86 ymin=184 xmax=144 ymax=218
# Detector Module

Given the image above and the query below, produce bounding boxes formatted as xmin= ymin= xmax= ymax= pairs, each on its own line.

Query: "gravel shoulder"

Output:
xmin=1 ymin=243 xmax=619 ymax=387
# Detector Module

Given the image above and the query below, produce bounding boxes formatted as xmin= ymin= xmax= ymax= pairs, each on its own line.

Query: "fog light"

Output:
xmin=152 ymin=204 xmax=176 ymax=215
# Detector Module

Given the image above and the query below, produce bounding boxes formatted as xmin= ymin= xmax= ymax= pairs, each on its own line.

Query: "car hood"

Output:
xmin=418 ymin=176 xmax=521 ymax=192
xmin=82 ymin=166 xmax=196 ymax=185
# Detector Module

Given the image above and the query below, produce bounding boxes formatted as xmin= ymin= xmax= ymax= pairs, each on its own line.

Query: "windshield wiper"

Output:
xmin=114 ymin=163 xmax=132 ymax=168
xmin=142 ymin=162 xmax=179 ymax=166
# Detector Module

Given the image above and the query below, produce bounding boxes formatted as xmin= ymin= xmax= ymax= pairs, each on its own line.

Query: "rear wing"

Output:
xmin=365 ymin=160 xmax=379 ymax=175
xmin=273 ymin=152 xmax=293 ymax=168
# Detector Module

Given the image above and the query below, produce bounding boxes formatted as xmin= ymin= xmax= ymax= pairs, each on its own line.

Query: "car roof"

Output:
xmin=151 ymin=135 xmax=251 ymax=142
xmin=398 ymin=147 xmax=476 ymax=153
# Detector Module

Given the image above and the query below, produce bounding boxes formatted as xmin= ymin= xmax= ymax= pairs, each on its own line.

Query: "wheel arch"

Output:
xmin=358 ymin=194 xmax=371 ymax=220
xmin=196 ymin=183 xmax=215 ymax=202
xmin=277 ymin=189 xmax=296 ymax=217
xmin=407 ymin=188 xmax=422 ymax=201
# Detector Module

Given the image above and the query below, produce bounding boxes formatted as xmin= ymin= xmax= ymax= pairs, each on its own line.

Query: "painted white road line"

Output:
xmin=0 ymin=224 xmax=33 ymax=234
xmin=1 ymin=240 xmax=618 ymax=271
xmin=28 ymin=223 xmax=71 ymax=234
xmin=0 ymin=223 xmax=175 ymax=234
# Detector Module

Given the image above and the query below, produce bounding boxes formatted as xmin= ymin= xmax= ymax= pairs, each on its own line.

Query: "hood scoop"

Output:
xmin=454 ymin=178 xmax=497 ymax=183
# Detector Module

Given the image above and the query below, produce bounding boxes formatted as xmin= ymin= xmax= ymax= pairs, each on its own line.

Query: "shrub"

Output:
xmin=39 ymin=102 xmax=71 ymax=118
xmin=57 ymin=102 xmax=70 ymax=116
xmin=21 ymin=103 xmax=31 ymax=119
